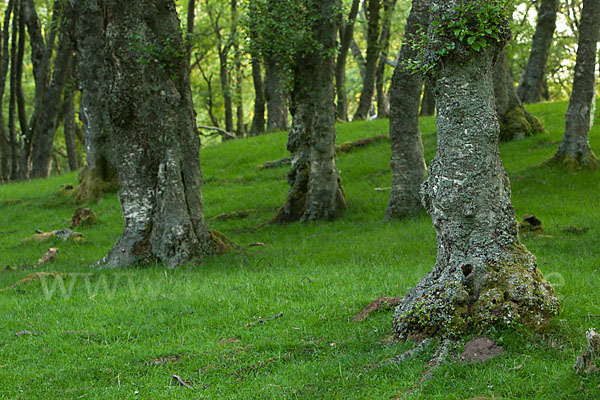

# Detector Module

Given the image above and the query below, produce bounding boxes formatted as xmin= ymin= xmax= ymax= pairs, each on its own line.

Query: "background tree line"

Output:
xmin=0 ymin=0 xmax=590 ymax=183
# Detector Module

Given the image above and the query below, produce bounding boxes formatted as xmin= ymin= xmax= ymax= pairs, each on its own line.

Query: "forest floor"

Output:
xmin=0 ymin=101 xmax=599 ymax=399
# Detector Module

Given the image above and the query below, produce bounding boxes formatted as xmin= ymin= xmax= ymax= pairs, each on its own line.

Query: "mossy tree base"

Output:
xmin=75 ymin=167 xmax=118 ymax=203
xmin=393 ymin=243 xmax=559 ymax=340
xmin=548 ymin=150 xmax=600 ymax=170
xmin=499 ymin=105 xmax=545 ymax=141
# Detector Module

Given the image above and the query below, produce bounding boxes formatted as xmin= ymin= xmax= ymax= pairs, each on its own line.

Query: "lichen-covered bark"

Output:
xmin=385 ymin=0 xmax=429 ymax=220
xmin=73 ymin=0 xmax=117 ymax=201
xmin=275 ymin=0 xmax=345 ymax=222
xmin=517 ymin=0 xmax=559 ymax=104
xmin=550 ymin=0 xmax=600 ymax=169
xmin=494 ymin=50 xmax=544 ymax=141
xmin=265 ymin=57 xmax=288 ymax=132
xmin=96 ymin=0 xmax=225 ymax=268
xmin=353 ymin=0 xmax=381 ymax=121
xmin=304 ymin=0 xmax=346 ymax=220
xmin=62 ymin=70 xmax=79 ymax=172
xmin=393 ymin=0 xmax=559 ymax=340
xmin=274 ymin=57 xmax=313 ymax=222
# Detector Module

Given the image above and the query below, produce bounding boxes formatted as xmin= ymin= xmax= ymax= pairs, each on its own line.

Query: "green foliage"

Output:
xmin=1 ymin=102 xmax=600 ymax=398
xmin=406 ymin=0 xmax=512 ymax=75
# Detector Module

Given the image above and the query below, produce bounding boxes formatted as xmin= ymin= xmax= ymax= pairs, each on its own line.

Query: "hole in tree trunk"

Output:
xmin=461 ymin=264 xmax=473 ymax=277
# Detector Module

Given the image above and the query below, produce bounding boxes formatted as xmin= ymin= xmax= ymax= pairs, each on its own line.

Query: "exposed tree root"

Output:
xmin=394 ymin=339 xmax=455 ymax=399
xmin=210 ymin=209 xmax=258 ymax=221
xmin=352 ymin=296 xmax=403 ymax=322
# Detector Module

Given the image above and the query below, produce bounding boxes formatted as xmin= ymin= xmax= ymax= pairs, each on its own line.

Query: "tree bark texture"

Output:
xmin=517 ymin=0 xmax=559 ymax=104
xmin=494 ymin=50 xmax=544 ymax=141
xmin=62 ymin=70 xmax=79 ymax=172
xmin=551 ymin=0 xmax=600 ymax=168
xmin=275 ymin=0 xmax=346 ymax=222
xmin=393 ymin=0 xmax=559 ymax=340
xmin=265 ymin=57 xmax=288 ymax=131
xmin=73 ymin=0 xmax=117 ymax=201
xmin=335 ymin=0 xmax=360 ymax=122
xmin=353 ymin=0 xmax=380 ymax=121
xmin=30 ymin=1 xmax=75 ymax=179
xmin=385 ymin=0 xmax=429 ymax=220
xmin=96 ymin=0 xmax=226 ymax=268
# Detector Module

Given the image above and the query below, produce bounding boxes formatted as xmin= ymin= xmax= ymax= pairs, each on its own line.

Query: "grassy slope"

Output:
xmin=0 ymin=101 xmax=599 ymax=399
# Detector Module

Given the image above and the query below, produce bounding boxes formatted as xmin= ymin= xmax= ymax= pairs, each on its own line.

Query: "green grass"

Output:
xmin=1 ymin=100 xmax=599 ymax=399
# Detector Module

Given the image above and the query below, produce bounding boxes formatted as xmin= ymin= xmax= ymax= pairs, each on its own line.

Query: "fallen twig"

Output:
xmin=248 ymin=242 xmax=267 ymax=248
xmin=171 ymin=374 xmax=193 ymax=388
xmin=352 ymin=296 xmax=403 ymax=322
xmin=245 ymin=312 xmax=284 ymax=328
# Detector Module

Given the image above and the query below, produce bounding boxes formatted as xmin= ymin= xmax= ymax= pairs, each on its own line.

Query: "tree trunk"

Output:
xmin=517 ymin=0 xmax=559 ymax=104
xmin=494 ymin=50 xmax=544 ymax=141
xmin=393 ymin=0 xmax=559 ymax=340
xmin=385 ymin=0 xmax=429 ymax=220
xmin=265 ymin=57 xmax=288 ymax=131
xmin=350 ymin=37 xmax=367 ymax=82
xmin=275 ymin=0 xmax=345 ymax=222
xmin=0 ymin=0 xmax=13 ymax=182
xmin=249 ymin=52 xmax=265 ymax=135
xmin=73 ymin=0 xmax=117 ymax=201
xmin=15 ymin=0 xmax=27 ymax=180
xmin=63 ymin=68 xmax=79 ymax=172
xmin=30 ymin=1 xmax=75 ymax=179
xmin=96 ymin=0 xmax=227 ymax=268
xmin=218 ymin=49 xmax=234 ymax=135
xmin=375 ymin=0 xmax=396 ymax=119
xmin=8 ymin=0 xmax=19 ymax=180
xmin=22 ymin=0 xmax=59 ymax=178
xmin=353 ymin=0 xmax=381 ymax=121
xmin=550 ymin=0 xmax=600 ymax=168
xmin=419 ymin=82 xmax=435 ymax=116
xmin=304 ymin=0 xmax=346 ymax=220
xmin=335 ymin=0 xmax=360 ymax=122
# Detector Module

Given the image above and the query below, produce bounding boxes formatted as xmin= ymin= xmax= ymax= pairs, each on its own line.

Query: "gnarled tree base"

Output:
xmin=499 ymin=105 xmax=545 ymax=141
xmin=393 ymin=242 xmax=560 ymax=341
